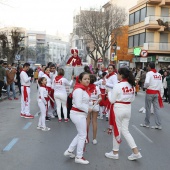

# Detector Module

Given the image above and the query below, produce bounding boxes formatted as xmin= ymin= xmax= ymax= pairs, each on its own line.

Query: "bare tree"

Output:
xmin=79 ymin=5 xmax=127 ymax=66
xmin=0 ymin=29 xmax=26 ymax=63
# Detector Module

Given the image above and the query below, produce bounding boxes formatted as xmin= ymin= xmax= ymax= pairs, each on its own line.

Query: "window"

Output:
xmin=146 ymin=32 xmax=154 ymax=43
xmin=134 ymin=11 xmax=140 ymax=24
xmin=147 ymin=6 xmax=155 ymax=17
xmin=134 ymin=34 xmax=139 ymax=47
xmin=161 ymin=7 xmax=169 ymax=17
xmin=129 ymin=13 xmax=134 ymax=26
xmin=139 ymin=33 xmax=145 ymax=46
xmin=128 ymin=36 xmax=133 ymax=48
xmin=140 ymin=8 xmax=146 ymax=21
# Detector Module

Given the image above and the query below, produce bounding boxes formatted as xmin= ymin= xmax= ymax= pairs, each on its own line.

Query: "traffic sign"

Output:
xmin=15 ymin=55 xmax=20 ymax=61
xmin=133 ymin=48 xmax=141 ymax=56
xmin=140 ymin=50 xmax=148 ymax=57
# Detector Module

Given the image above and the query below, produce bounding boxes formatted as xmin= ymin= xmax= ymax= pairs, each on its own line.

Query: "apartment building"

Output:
xmin=128 ymin=0 xmax=170 ymax=69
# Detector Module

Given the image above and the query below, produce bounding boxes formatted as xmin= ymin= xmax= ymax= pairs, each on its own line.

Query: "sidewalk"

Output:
xmin=0 ymin=86 xmax=20 ymax=102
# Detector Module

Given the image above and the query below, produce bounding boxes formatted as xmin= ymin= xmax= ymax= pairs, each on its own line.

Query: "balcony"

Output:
xmin=144 ymin=16 xmax=170 ymax=30
xmin=147 ymin=0 xmax=161 ymax=4
xmin=144 ymin=43 xmax=170 ymax=53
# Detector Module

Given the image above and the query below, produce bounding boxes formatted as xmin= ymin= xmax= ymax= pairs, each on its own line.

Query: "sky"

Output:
xmin=0 ymin=0 xmax=108 ymax=36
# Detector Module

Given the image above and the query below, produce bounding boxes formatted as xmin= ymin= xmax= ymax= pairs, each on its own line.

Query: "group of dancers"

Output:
xmin=19 ymin=48 xmax=164 ymax=165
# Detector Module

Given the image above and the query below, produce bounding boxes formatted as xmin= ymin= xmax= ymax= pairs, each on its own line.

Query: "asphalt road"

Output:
xmin=0 ymin=84 xmax=170 ymax=170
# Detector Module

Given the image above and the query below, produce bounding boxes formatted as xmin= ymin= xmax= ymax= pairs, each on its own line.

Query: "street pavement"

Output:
xmin=0 ymin=84 xmax=170 ymax=170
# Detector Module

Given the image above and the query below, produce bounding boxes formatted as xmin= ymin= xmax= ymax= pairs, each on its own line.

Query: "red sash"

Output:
xmin=146 ymin=89 xmax=164 ymax=108
xmin=71 ymin=107 xmax=84 ymax=112
xmin=23 ymin=86 xmax=29 ymax=102
xmin=88 ymin=84 xmax=96 ymax=94
xmin=115 ymin=101 xmax=131 ymax=104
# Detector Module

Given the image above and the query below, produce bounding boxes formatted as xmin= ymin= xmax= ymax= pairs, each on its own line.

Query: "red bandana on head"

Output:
xmin=106 ymin=72 xmax=115 ymax=79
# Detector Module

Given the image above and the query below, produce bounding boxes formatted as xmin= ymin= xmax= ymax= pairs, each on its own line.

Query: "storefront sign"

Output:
xmin=140 ymin=58 xmax=147 ymax=62
xmin=133 ymin=48 xmax=141 ymax=56
xmin=158 ymin=56 xmax=170 ymax=62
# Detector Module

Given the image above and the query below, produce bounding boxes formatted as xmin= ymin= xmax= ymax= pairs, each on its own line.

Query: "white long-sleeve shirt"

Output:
xmin=50 ymin=71 xmax=58 ymax=82
xmin=20 ymin=71 xmax=31 ymax=86
xmin=90 ymin=85 xmax=101 ymax=101
xmin=38 ymin=86 xmax=48 ymax=105
xmin=108 ymin=81 xmax=135 ymax=104
xmin=72 ymin=88 xmax=90 ymax=116
xmin=144 ymin=71 xmax=164 ymax=96
xmin=94 ymin=79 xmax=106 ymax=90
xmin=106 ymin=74 xmax=118 ymax=89
xmin=38 ymin=70 xmax=44 ymax=78
xmin=42 ymin=74 xmax=52 ymax=88
xmin=52 ymin=77 xmax=73 ymax=95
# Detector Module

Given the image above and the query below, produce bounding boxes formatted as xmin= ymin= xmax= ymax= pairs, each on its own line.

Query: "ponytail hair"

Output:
xmin=118 ymin=67 xmax=135 ymax=87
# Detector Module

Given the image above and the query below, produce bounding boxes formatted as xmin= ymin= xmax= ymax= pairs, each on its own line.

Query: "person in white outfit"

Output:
xmin=38 ymin=65 xmax=46 ymax=79
xmin=52 ymin=68 xmax=73 ymax=122
xmin=42 ymin=67 xmax=54 ymax=120
xmin=102 ymin=64 xmax=118 ymax=121
xmin=105 ymin=67 xmax=142 ymax=161
xmin=20 ymin=63 xmax=34 ymax=119
xmin=64 ymin=72 xmax=92 ymax=165
xmin=87 ymin=74 xmax=101 ymax=144
xmin=37 ymin=77 xmax=50 ymax=131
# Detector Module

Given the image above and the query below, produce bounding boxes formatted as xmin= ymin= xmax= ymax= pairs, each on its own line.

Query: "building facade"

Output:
xmin=128 ymin=0 xmax=170 ymax=69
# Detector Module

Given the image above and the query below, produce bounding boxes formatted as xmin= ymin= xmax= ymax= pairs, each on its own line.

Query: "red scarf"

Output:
xmin=109 ymin=104 xmax=122 ymax=144
xmin=88 ymin=84 xmax=96 ymax=94
xmin=106 ymin=72 xmax=115 ymax=79
xmin=55 ymin=75 xmax=63 ymax=82
xmin=45 ymin=73 xmax=50 ymax=78
xmin=74 ymin=83 xmax=90 ymax=96
xmin=150 ymin=69 xmax=157 ymax=73
xmin=23 ymin=86 xmax=28 ymax=102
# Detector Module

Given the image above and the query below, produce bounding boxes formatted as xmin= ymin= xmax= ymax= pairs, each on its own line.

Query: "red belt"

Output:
xmin=71 ymin=107 xmax=84 ymax=112
xmin=115 ymin=101 xmax=131 ymax=104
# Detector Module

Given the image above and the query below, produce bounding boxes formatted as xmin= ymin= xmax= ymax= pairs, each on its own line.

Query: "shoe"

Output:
xmin=85 ymin=138 xmax=89 ymax=144
xmin=14 ymin=98 xmax=18 ymax=100
xmin=64 ymin=150 xmax=75 ymax=158
xmin=64 ymin=119 xmax=69 ymax=122
xmin=75 ymin=157 xmax=89 ymax=164
xmin=139 ymin=107 xmax=145 ymax=112
xmin=92 ymin=139 xmax=97 ymax=145
xmin=151 ymin=126 xmax=162 ymax=130
xmin=24 ymin=114 xmax=34 ymax=119
xmin=46 ymin=116 xmax=51 ymax=121
xmin=140 ymin=124 xmax=149 ymax=128
xmin=142 ymin=109 xmax=146 ymax=114
xmin=37 ymin=126 xmax=43 ymax=130
xmin=20 ymin=113 xmax=25 ymax=117
xmin=8 ymin=98 xmax=12 ymax=100
xmin=105 ymin=151 xmax=119 ymax=159
xmin=106 ymin=117 xmax=108 ymax=121
xmin=50 ymin=115 xmax=55 ymax=118
xmin=41 ymin=127 xmax=50 ymax=131
xmin=97 ymin=116 xmax=103 ymax=120
xmin=58 ymin=119 xmax=62 ymax=122
xmin=128 ymin=152 xmax=142 ymax=161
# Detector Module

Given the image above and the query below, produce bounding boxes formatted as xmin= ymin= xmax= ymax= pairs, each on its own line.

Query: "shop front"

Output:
xmin=157 ymin=56 xmax=170 ymax=69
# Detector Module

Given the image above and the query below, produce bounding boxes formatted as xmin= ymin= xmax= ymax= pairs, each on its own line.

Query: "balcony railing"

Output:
xmin=144 ymin=43 xmax=170 ymax=51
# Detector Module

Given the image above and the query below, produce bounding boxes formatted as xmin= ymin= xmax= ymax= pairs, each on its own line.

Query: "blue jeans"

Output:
xmin=7 ymin=82 xmax=16 ymax=98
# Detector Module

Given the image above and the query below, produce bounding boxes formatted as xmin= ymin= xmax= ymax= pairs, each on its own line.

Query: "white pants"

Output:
xmin=21 ymin=86 xmax=30 ymax=115
xmin=99 ymin=106 xmax=104 ymax=117
xmin=113 ymin=104 xmax=137 ymax=151
xmin=38 ymin=100 xmax=46 ymax=128
xmin=54 ymin=93 xmax=67 ymax=119
xmin=68 ymin=112 xmax=87 ymax=158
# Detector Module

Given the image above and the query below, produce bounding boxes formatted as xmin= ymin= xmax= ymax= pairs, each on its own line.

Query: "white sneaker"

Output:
xmin=142 ymin=108 xmax=146 ymax=114
xmin=50 ymin=115 xmax=55 ymax=118
xmin=97 ymin=116 xmax=103 ymax=120
xmin=92 ymin=139 xmax=97 ymax=145
xmin=140 ymin=124 xmax=150 ymax=128
xmin=128 ymin=152 xmax=142 ymax=161
xmin=151 ymin=126 xmax=162 ymax=130
xmin=75 ymin=157 xmax=89 ymax=164
xmin=139 ymin=107 xmax=145 ymax=112
xmin=37 ymin=126 xmax=42 ymax=130
xmin=41 ymin=127 xmax=50 ymax=131
xmin=64 ymin=150 xmax=75 ymax=158
xmin=105 ymin=151 xmax=119 ymax=159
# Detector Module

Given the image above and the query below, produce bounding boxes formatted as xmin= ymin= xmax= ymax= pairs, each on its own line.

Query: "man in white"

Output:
xmin=49 ymin=64 xmax=58 ymax=82
xmin=140 ymin=62 xmax=163 ymax=129
xmin=20 ymin=63 xmax=34 ymax=119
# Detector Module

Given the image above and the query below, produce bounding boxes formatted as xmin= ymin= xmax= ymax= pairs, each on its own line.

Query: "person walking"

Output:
xmin=166 ymin=71 xmax=170 ymax=104
xmin=0 ymin=60 xmax=6 ymax=100
xmin=140 ymin=62 xmax=164 ymax=129
xmin=52 ymin=68 xmax=73 ymax=122
xmin=6 ymin=64 xmax=18 ymax=100
xmin=64 ymin=72 xmax=92 ymax=165
xmin=37 ymin=77 xmax=50 ymax=131
xmin=105 ymin=67 xmax=142 ymax=161
xmin=20 ymin=63 xmax=34 ymax=118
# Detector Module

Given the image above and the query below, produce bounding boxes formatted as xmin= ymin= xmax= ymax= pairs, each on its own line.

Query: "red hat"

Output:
xmin=71 ymin=49 xmax=78 ymax=54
